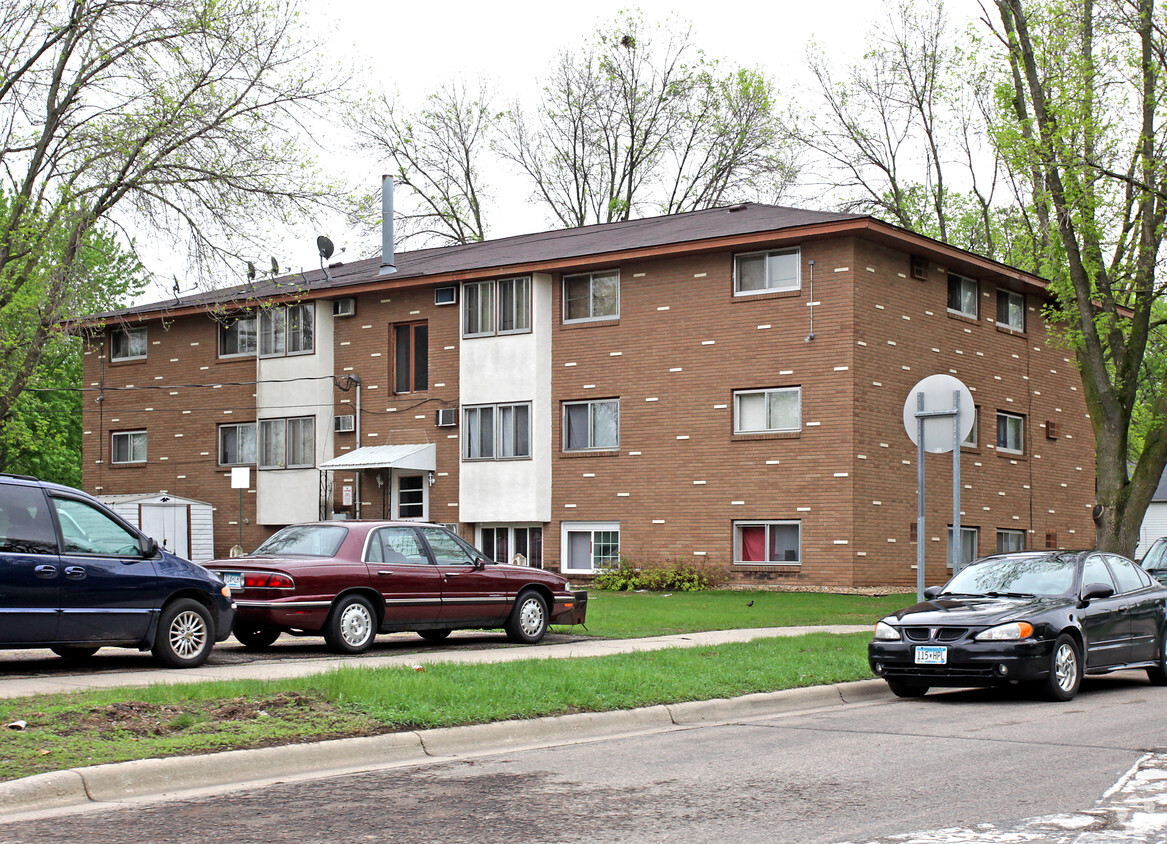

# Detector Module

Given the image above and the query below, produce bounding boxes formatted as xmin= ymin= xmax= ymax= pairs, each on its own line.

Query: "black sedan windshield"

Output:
xmin=253 ymin=524 xmax=348 ymax=557
xmin=941 ymin=553 xmax=1076 ymax=598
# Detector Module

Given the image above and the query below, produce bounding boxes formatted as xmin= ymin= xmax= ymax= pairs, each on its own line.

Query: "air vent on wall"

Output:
xmin=435 ymin=286 xmax=456 ymax=306
xmin=333 ymin=298 xmax=356 ymax=317
xmin=910 ymin=255 xmax=928 ymax=280
xmin=1045 ymin=420 xmax=1059 ymax=439
xmin=436 ymin=408 xmax=457 ymax=427
xmin=333 ymin=414 xmax=355 ymax=432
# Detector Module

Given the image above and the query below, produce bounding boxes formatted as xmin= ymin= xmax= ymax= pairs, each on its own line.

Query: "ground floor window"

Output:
xmin=561 ymin=522 xmax=619 ymax=572
xmin=396 ymin=474 xmax=425 ymax=520
xmin=734 ymin=520 xmax=800 ymax=564
xmin=997 ymin=529 xmax=1026 ymax=553
xmin=479 ymin=524 xmax=543 ymax=567
xmin=948 ymin=526 xmax=979 ymax=567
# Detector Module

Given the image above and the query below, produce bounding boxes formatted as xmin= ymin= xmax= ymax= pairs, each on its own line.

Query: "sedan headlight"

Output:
xmin=974 ymin=621 xmax=1034 ymax=641
xmin=873 ymin=621 xmax=901 ymax=641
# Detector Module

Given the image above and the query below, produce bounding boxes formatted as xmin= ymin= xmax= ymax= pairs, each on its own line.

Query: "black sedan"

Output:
xmin=868 ymin=550 xmax=1167 ymax=701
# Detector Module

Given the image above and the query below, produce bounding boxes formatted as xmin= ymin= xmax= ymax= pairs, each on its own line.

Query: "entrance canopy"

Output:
xmin=318 ymin=443 xmax=436 ymax=472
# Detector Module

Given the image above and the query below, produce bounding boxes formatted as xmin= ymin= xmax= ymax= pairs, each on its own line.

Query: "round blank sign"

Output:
xmin=903 ymin=374 xmax=975 ymax=454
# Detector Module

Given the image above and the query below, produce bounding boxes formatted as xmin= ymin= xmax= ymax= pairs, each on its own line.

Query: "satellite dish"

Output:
xmin=317 ymin=235 xmax=335 ymax=260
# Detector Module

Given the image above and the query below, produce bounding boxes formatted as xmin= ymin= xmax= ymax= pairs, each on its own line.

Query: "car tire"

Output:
xmin=885 ymin=679 xmax=929 ymax=698
xmin=1041 ymin=633 xmax=1082 ymax=701
xmin=234 ymin=624 xmax=281 ymax=650
xmin=152 ymin=598 xmax=214 ymax=668
xmin=418 ymin=629 xmax=451 ymax=642
xmin=50 ymin=646 xmax=100 ymax=661
xmin=504 ymin=590 xmax=548 ymax=644
xmin=1148 ymin=629 xmax=1167 ymax=686
xmin=324 ymin=594 xmax=377 ymax=654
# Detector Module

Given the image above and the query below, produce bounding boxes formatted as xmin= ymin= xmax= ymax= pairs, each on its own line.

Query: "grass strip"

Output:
xmin=0 ymin=632 xmax=873 ymax=782
xmin=566 ymin=590 xmax=906 ymax=638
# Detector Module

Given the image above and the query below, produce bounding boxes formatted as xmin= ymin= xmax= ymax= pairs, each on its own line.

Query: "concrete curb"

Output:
xmin=0 ymin=679 xmax=889 ymax=818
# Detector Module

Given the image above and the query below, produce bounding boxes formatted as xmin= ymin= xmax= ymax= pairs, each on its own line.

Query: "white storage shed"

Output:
xmin=96 ymin=493 xmax=215 ymax=562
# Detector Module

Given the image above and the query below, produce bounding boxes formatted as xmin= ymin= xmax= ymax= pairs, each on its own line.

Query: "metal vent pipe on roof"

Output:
xmin=380 ymin=175 xmax=396 ymax=276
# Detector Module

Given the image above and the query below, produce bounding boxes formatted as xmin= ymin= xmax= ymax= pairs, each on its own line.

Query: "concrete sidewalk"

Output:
xmin=0 ymin=625 xmax=885 ymax=819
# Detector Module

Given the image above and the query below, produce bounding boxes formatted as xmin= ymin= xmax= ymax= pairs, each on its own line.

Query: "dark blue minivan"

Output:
xmin=0 ymin=474 xmax=234 ymax=667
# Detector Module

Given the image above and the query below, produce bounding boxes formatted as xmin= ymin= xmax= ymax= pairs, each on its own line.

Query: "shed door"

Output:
xmin=139 ymin=504 xmax=190 ymax=559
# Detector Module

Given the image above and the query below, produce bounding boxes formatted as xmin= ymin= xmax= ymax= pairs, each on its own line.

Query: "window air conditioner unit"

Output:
xmin=333 ymin=298 xmax=356 ymax=317
xmin=436 ymin=408 xmax=457 ymax=427
xmin=435 ymin=286 xmax=456 ymax=306
xmin=334 ymin=414 xmax=355 ymax=433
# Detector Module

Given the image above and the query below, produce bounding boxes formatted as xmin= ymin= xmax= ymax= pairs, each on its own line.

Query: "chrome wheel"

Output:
xmin=517 ymin=596 xmax=545 ymax=638
xmin=339 ymin=602 xmax=373 ymax=648
xmin=324 ymin=595 xmax=378 ymax=654
xmin=169 ymin=610 xmax=209 ymax=660
xmin=1053 ymin=642 xmax=1077 ymax=693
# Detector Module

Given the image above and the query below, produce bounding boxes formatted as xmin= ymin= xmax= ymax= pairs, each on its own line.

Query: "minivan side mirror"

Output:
xmin=140 ymin=536 xmax=159 ymax=558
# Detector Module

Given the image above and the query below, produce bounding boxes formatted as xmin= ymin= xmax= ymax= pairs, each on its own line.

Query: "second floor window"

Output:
xmin=734 ymin=248 xmax=800 ymax=295
xmin=219 ymin=422 xmax=257 ymax=465
xmin=564 ymin=271 xmax=619 ymax=322
xmin=259 ymin=303 xmax=314 ymax=357
xmin=259 ymin=416 xmax=314 ymax=469
xmin=463 ymin=277 xmax=531 ymax=337
xmin=393 ymin=321 xmax=428 ymax=393
xmin=997 ymin=412 xmax=1025 ymax=454
xmin=948 ymin=273 xmax=978 ymax=317
xmin=464 ymin=403 xmax=531 ymax=460
xmin=734 ymin=387 xmax=801 ymax=434
xmin=111 ymin=327 xmax=147 ymax=361
xmin=563 ymin=399 xmax=619 ymax=451
xmin=997 ymin=289 xmax=1025 ymax=331
xmin=219 ymin=316 xmax=257 ymax=357
xmin=111 ymin=430 xmax=147 ymax=464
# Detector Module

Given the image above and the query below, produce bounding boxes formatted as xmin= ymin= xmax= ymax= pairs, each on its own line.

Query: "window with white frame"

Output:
xmin=961 ymin=406 xmax=978 ymax=448
xmin=947 ymin=526 xmax=978 ymax=567
xmin=464 ymin=277 xmax=531 ymax=337
xmin=997 ymin=289 xmax=1024 ymax=331
xmin=562 ymin=522 xmax=620 ymax=572
xmin=218 ymin=315 xmax=257 ymax=357
xmin=997 ymin=529 xmax=1026 ymax=553
xmin=996 ymin=411 xmax=1024 ymax=454
xmin=734 ymin=387 xmax=801 ymax=434
xmin=111 ymin=327 xmax=147 ymax=361
xmin=947 ymin=273 xmax=978 ymax=317
xmin=111 ymin=430 xmax=147 ymax=464
xmin=480 ymin=525 xmax=543 ymax=567
xmin=734 ymin=248 xmax=801 ymax=295
xmin=463 ymin=403 xmax=531 ymax=460
xmin=259 ymin=303 xmax=314 ymax=357
xmin=734 ymin=521 xmax=801 ymax=564
xmin=563 ymin=271 xmax=619 ymax=322
xmin=258 ymin=416 xmax=315 ymax=469
xmin=563 ymin=399 xmax=619 ymax=451
xmin=218 ymin=422 xmax=257 ymax=465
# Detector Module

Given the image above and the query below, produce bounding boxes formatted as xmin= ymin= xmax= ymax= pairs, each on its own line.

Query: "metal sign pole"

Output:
xmin=917 ymin=392 xmax=926 ymax=603
xmin=952 ymin=389 xmax=962 ymax=576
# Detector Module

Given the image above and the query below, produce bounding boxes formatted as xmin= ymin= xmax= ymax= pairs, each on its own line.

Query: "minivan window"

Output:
xmin=0 ymin=485 xmax=57 ymax=554
xmin=52 ymin=497 xmax=143 ymax=556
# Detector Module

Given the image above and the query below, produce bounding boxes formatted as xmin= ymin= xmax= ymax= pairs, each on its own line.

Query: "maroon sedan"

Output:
xmin=207 ymin=521 xmax=587 ymax=653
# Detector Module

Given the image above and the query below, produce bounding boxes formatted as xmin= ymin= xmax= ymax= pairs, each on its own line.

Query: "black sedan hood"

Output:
xmin=884 ymin=595 xmax=1074 ymax=627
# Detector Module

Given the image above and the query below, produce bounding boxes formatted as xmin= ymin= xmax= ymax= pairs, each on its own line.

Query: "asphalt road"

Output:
xmin=3 ymin=672 xmax=1166 ymax=843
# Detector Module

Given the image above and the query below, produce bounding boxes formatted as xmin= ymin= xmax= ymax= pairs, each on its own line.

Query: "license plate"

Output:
xmin=223 ymin=572 xmax=244 ymax=589
xmin=915 ymin=646 xmax=947 ymax=665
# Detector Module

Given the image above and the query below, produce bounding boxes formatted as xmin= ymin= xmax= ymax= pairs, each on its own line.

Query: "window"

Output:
xmin=418 ymin=524 xmax=480 ymax=564
xmin=734 ymin=521 xmax=801 ymax=564
xmin=463 ymin=277 xmax=530 ymax=337
xmin=259 ymin=303 xmax=314 ymax=357
xmin=562 ymin=522 xmax=620 ymax=572
xmin=947 ymin=526 xmax=978 ymax=568
xmin=0 ymin=484 xmax=57 ymax=555
xmin=480 ymin=525 xmax=543 ymax=567
xmin=996 ymin=529 xmax=1025 ymax=553
xmin=947 ymin=273 xmax=978 ymax=317
xmin=393 ymin=321 xmax=428 ymax=393
xmin=218 ymin=422 xmax=257 ymax=465
xmin=734 ymin=388 xmax=801 ymax=434
xmin=563 ymin=271 xmax=619 ymax=322
xmin=734 ymin=248 xmax=800 ymax=295
xmin=366 ymin=526 xmax=428 ymax=564
xmin=1083 ymin=555 xmax=1115 ymax=591
xmin=1107 ymin=554 xmax=1152 ymax=592
xmin=111 ymin=327 xmax=147 ymax=361
xmin=397 ymin=475 xmax=425 ymax=519
xmin=51 ymin=497 xmax=142 ymax=556
xmin=997 ymin=289 xmax=1025 ymax=331
xmin=111 ymin=431 xmax=147 ymax=464
xmin=961 ymin=407 xmax=978 ymax=448
xmin=996 ymin=412 xmax=1025 ymax=454
xmin=563 ymin=399 xmax=619 ymax=451
xmin=464 ymin=403 xmax=531 ymax=460
xmin=219 ymin=316 xmax=257 ymax=357
xmin=258 ymin=416 xmax=314 ymax=469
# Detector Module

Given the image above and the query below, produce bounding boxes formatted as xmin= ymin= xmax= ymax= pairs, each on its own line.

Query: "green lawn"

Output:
xmin=559 ymin=589 xmax=909 ymax=638
xmin=0 ymin=632 xmax=874 ymax=782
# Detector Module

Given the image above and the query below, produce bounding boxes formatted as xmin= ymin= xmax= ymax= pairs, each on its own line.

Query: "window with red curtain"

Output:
xmin=741 ymin=526 xmax=767 ymax=562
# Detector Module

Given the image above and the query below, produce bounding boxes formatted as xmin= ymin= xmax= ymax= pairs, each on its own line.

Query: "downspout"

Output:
xmin=354 ymin=376 xmax=362 ymax=519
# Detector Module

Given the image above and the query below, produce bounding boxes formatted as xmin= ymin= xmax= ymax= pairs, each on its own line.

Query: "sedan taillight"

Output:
xmin=242 ymin=572 xmax=295 ymax=589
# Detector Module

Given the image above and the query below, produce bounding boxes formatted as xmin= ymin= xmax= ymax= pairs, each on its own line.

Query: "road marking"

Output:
xmin=841 ymin=752 xmax=1167 ymax=843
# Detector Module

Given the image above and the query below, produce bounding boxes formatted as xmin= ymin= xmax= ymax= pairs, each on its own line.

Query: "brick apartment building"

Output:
xmin=78 ymin=202 xmax=1096 ymax=588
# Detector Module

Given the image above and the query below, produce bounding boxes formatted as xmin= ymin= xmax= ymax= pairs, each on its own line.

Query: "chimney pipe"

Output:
xmin=379 ymin=175 xmax=396 ymax=276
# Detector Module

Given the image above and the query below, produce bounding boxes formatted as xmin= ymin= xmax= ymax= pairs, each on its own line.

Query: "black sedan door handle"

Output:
xmin=64 ymin=566 xmax=87 ymax=580
xmin=34 ymin=564 xmax=57 ymax=578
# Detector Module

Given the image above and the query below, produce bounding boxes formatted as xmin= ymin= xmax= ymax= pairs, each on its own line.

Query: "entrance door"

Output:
xmin=393 ymin=474 xmax=427 ymax=521
xmin=140 ymin=504 xmax=190 ymax=559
